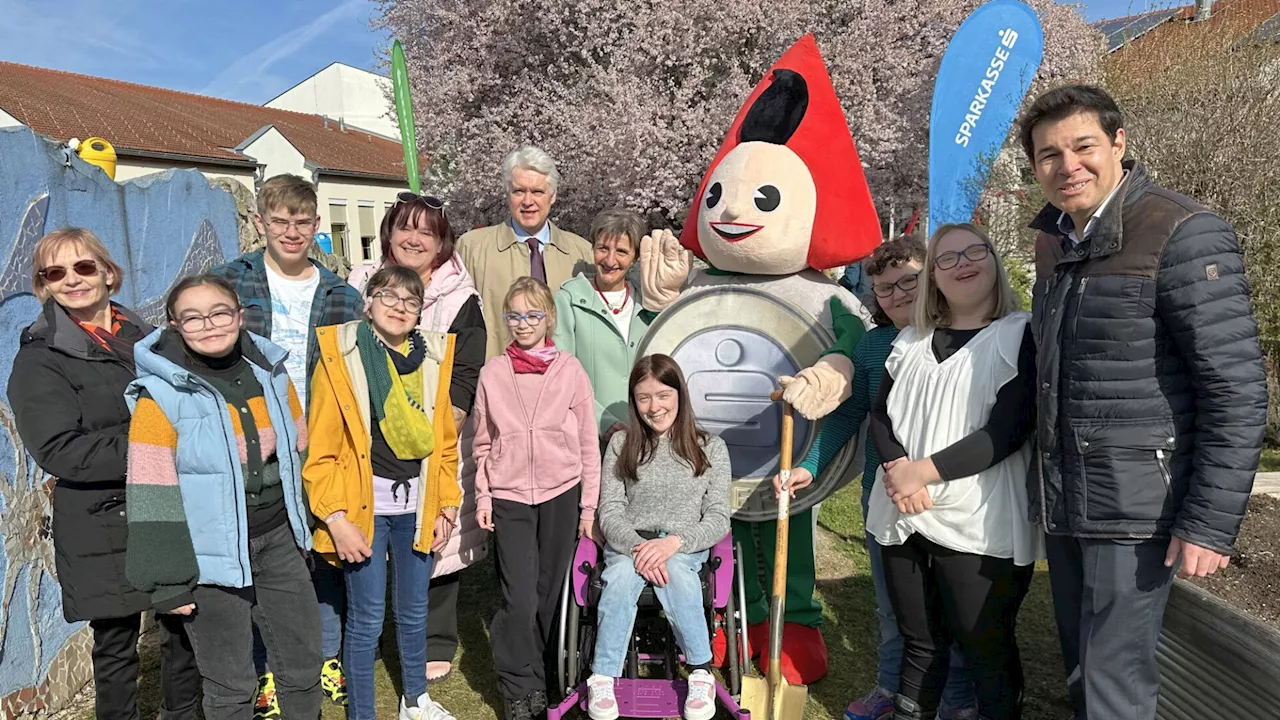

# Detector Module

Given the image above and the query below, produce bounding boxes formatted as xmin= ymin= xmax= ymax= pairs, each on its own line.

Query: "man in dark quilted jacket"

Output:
xmin=1022 ymin=85 xmax=1267 ymax=720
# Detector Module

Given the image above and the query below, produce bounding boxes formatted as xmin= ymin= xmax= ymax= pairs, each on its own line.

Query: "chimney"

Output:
xmin=322 ymin=115 xmax=330 ymax=129
xmin=339 ymin=117 xmax=346 ymax=132
xmin=1194 ymin=0 xmax=1213 ymax=22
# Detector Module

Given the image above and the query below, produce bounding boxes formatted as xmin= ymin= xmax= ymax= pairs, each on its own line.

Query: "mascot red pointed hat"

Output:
xmin=681 ymin=34 xmax=881 ymax=274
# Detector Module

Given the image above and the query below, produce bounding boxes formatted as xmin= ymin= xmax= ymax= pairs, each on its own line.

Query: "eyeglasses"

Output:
xmin=174 ymin=309 xmax=239 ymax=333
xmin=934 ymin=243 xmax=991 ymax=271
xmin=371 ymin=290 xmax=424 ymax=313
xmin=503 ymin=311 xmax=546 ymax=327
xmin=871 ymin=273 xmax=920 ymax=298
xmin=38 ymin=260 xmax=99 ymax=283
xmin=266 ymin=218 xmax=317 ymax=233
xmin=396 ymin=192 xmax=447 ymax=216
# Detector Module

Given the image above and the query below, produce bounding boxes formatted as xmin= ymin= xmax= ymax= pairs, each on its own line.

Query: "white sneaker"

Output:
xmin=400 ymin=692 xmax=456 ymax=720
xmin=586 ymin=673 xmax=620 ymax=720
xmin=684 ymin=669 xmax=716 ymax=720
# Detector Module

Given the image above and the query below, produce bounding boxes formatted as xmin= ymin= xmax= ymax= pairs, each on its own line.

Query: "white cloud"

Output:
xmin=199 ymin=0 xmax=367 ymax=103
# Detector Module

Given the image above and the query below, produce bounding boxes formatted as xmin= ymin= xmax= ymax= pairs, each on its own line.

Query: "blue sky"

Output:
xmin=0 ymin=0 xmax=1174 ymax=105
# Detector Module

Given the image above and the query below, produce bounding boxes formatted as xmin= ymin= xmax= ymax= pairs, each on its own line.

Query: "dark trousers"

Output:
xmin=881 ymin=534 xmax=1033 ymax=720
xmin=427 ymin=572 xmax=461 ymax=663
xmin=1045 ymin=535 xmax=1176 ymax=720
xmin=183 ymin=524 xmax=323 ymax=720
xmin=89 ymin=613 xmax=201 ymax=720
xmin=490 ymin=488 xmax=579 ymax=701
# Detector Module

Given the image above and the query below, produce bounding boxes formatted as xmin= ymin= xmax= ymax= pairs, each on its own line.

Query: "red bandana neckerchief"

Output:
xmin=592 ymin=277 xmax=630 ymax=315
xmin=506 ymin=340 xmax=558 ymax=374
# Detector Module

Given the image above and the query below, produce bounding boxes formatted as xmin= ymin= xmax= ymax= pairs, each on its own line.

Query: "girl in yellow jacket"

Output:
xmin=303 ymin=266 xmax=461 ymax=720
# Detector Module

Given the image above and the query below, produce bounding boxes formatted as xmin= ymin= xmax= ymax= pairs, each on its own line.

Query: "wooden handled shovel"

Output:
xmin=741 ymin=390 xmax=809 ymax=720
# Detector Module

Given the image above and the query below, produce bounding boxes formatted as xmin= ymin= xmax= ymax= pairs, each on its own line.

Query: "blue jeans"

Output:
xmin=592 ymin=546 xmax=712 ymax=677
xmin=254 ymin=550 xmax=345 ymax=673
xmin=343 ymin=514 xmax=434 ymax=720
xmin=863 ymin=486 xmax=974 ymax=707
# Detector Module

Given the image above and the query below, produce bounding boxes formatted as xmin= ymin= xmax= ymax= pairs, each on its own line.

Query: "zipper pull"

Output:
xmin=1077 ymin=277 xmax=1089 ymax=295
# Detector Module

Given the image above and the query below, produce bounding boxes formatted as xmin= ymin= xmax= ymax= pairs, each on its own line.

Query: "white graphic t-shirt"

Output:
xmin=265 ymin=264 xmax=320 ymax=408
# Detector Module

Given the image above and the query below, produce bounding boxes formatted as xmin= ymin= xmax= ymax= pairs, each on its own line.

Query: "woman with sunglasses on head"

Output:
xmin=863 ymin=224 xmax=1042 ymax=720
xmin=347 ymin=193 xmax=485 ymax=686
xmin=772 ymin=236 xmax=978 ymax=720
xmin=472 ymin=277 xmax=600 ymax=720
xmin=304 ymin=265 xmax=460 ymax=720
xmin=124 ymin=273 xmax=322 ymax=719
xmin=7 ymin=229 xmax=201 ymax=720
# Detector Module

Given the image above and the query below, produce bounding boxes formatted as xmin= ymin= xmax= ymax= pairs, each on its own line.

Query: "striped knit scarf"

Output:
xmin=356 ymin=321 xmax=435 ymax=460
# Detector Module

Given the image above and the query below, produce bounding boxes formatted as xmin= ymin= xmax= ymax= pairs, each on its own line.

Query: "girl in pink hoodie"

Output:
xmin=473 ymin=276 xmax=601 ymax=720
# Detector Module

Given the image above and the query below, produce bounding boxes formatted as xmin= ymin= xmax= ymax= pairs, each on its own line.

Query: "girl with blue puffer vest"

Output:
xmin=125 ymin=274 xmax=322 ymax=720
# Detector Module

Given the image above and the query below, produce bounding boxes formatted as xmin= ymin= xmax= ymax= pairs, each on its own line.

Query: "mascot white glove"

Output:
xmin=639 ymin=228 xmax=690 ymax=312
xmin=779 ymin=354 xmax=854 ymax=420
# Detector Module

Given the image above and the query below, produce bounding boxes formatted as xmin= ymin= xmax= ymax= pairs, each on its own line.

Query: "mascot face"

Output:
xmin=680 ymin=35 xmax=882 ymax=275
xmin=698 ymin=142 xmax=816 ymax=275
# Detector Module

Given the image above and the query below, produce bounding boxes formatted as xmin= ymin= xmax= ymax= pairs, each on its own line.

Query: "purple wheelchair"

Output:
xmin=548 ymin=534 xmax=751 ymax=719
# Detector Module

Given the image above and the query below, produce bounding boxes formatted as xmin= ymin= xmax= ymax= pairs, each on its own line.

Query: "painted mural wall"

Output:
xmin=0 ymin=126 xmax=240 ymax=715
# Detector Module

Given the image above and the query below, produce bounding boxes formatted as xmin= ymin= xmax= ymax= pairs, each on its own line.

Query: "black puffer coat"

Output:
xmin=7 ymin=299 xmax=152 ymax=621
xmin=1029 ymin=162 xmax=1268 ymax=554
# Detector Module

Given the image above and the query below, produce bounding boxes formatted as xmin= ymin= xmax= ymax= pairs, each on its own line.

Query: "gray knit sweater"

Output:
xmin=598 ymin=431 xmax=732 ymax=556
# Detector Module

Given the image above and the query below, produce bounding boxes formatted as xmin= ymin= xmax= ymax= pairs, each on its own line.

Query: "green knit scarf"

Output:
xmin=356 ymin=321 xmax=435 ymax=460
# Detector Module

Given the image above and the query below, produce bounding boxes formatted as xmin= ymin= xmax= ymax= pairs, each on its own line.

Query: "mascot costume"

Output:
xmin=637 ymin=34 xmax=882 ymax=684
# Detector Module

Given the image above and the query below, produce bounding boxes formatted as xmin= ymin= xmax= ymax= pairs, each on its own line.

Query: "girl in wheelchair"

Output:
xmin=588 ymin=354 xmax=732 ymax=720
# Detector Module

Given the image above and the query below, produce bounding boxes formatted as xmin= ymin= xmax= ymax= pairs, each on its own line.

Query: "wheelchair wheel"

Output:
xmin=556 ymin=560 xmax=574 ymax=698
xmin=729 ymin=541 xmax=751 ymax=697
xmin=566 ymin=588 xmax=581 ymax=693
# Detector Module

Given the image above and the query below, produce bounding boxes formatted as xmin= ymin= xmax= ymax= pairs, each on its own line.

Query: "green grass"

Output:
xmin=1260 ymin=448 xmax=1280 ymax=473
xmin=112 ymin=482 xmax=1073 ymax=719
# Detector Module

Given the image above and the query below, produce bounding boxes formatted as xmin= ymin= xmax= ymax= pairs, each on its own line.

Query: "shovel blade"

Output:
xmin=740 ymin=673 xmax=808 ymax=720
xmin=771 ymin=678 xmax=808 ymax=720
xmin=741 ymin=674 xmax=770 ymax=719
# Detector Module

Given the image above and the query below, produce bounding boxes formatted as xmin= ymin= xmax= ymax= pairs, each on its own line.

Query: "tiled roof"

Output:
xmin=0 ymin=61 xmax=414 ymax=182
xmin=1099 ymin=0 xmax=1280 ymax=52
xmin=1095 ymin=7 xmax=1185 ymax=51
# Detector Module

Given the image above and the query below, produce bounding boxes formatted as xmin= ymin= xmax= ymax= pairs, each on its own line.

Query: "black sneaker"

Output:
xmin=504 ymin=696 xmax=534 ymax=720
xmin=527 ymin=689 xmax=548 ymax=718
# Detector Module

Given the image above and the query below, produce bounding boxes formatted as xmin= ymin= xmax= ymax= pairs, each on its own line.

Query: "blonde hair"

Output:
xmin=913 ymin=223 xmax=1019 ymax=331
xmin=31 ymin=228 xmax=125 ymax=303
xmin=502 ymin=276 xmax=557 ymax=338
xmin=257 ymin=174 xmax=317 ymax=217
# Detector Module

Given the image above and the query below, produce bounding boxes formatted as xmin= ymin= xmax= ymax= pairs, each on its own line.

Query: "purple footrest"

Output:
xmin=547 ymin=678 xmax=750 ymax=720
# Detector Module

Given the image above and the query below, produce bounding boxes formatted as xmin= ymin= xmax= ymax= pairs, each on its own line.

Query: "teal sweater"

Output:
xmin=553 ymin=275 xmax=657 ymax=434
xmin=798 ymin=324 xmax=899 ymax=495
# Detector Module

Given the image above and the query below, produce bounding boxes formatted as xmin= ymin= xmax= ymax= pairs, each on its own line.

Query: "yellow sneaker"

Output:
xmin=321 ymin=657 xmax=348 ymax=706
xmin=254 ymin=673 xmax=280 ymax=720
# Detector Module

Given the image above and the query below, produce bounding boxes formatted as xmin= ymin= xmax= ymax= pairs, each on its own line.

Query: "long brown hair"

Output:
xmin=615 ymin=354 xmax=710 ymax=482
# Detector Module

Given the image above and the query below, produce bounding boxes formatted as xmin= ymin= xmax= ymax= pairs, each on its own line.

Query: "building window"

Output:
xmin=329 ymin=202 xmax=348 ymax=259
xmin=358 ymin=203 xmax=377 ymax=262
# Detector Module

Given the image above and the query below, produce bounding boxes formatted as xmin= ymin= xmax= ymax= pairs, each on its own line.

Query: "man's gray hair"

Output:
xmin=502 ymin=145 xmax=561 ymax=194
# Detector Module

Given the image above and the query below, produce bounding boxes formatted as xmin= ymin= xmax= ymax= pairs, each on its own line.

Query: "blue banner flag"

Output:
xmin=928 ymin=0 xmax=1043 ymax=231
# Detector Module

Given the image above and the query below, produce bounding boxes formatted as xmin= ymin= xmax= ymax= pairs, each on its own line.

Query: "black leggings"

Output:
xmin=881 ymin=534 xmax=1033 ymax=719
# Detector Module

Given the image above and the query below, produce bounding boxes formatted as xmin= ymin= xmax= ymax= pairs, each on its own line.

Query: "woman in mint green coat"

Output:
xmin=553 ymin=209 xmax=657 ymax=443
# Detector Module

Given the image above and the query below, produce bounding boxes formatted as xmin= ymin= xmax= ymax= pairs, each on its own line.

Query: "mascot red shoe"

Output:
xmin=638 ymin=34 xmax=881 ymax=685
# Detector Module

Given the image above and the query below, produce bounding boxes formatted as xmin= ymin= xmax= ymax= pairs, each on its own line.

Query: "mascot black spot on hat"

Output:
xmin=680 ymin=34 xmax=882 ymax=275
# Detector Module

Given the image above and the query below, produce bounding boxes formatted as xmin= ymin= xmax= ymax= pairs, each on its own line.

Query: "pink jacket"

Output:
xmin=473 ymin=352 xmax=601 ymax=520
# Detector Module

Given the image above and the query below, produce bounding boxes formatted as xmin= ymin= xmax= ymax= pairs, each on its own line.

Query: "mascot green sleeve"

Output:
xmin=636 ymin=34 xmax=882 ymax=685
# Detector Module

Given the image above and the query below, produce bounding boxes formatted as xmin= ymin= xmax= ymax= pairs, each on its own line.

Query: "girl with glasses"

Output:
xmin=772 ymin=236 xmax=979 ymax=720
xmin=866 ymin=223 xmax=1042 ymax=720
xmin=8 ymin=229 xmax=201 ymax=720
xmin=124 ymin=273 xmax=321 ymax=719
xmin=304 ymin=265 xmax=461 ymax=720
xmin=346 ymin=193 xmax=486 ymax=688
xmin=472 ymin=277 xmax=601 ymax=720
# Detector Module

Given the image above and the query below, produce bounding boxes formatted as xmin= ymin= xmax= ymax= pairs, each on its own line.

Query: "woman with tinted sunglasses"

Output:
xmin=7 ymin=229 xmax=201 ymax=720
xmin=345 ymin=192 xmax=486 ymax=686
